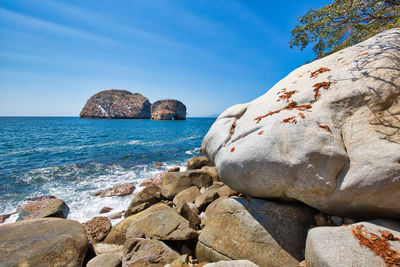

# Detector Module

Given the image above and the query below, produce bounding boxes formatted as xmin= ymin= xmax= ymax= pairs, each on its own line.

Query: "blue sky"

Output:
xmin=0 ymin=0 xmax=328 ymax=117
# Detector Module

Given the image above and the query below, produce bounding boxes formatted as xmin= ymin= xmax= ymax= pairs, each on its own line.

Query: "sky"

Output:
xmin=0 ymin=0 xmax=329 ymax=117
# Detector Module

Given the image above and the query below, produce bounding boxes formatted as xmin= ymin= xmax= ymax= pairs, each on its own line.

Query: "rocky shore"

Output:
xmin=1 ymin=29 xmax=400 ymax=267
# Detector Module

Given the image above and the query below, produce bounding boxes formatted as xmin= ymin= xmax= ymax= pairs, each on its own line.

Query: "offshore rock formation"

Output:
xmin=201 ymin=28 xmax=400 ymax=218
xmin=80 ymin=90 xmax=151 ymax=119
xmin=151 ymin=99 xmax=187 ymax=120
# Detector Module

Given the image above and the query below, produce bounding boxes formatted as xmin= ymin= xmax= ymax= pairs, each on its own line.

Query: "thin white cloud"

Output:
xmin=0 ymin=7 xmax=120 ymax=46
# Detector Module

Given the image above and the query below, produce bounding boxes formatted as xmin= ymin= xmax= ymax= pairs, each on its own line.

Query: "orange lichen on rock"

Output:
xmin=282 ymin=116 xmax=297 ymax=124
xmin=313 ymin=82 xmax=331 ymax=99
xmin=319 ymin=125 xmax=331 ymax=133
xmin=356 ymin=52 xmax=369 ymax=58
xmin=254 ymin=101 xmax=312 ymax=124
xmin=299 ymin=112 xmax=305 ymax=119
xmin=310 ymin=67 xmax=330 ymax=78
xmin=351 ymin=225 xmax=400 ymax=266
xmin=258 ymin=131 xmax=263 ymax=135
xmin=230 ymin=147 xmax=235 ymax=152
xmin=277 ymin=88 xmax=298 ymax=103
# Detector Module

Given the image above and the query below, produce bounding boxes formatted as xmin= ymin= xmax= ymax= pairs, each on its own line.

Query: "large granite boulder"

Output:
xmin=196 ymin=197 xmax=315 ymax=267
xmin=201 ymin=28 xmax=400 ymax=218
xmin=80 ymin=89 xmax=151 ymax=119
xmin=17 ymin=197 xmax=69 ymax=221
xmin=305 ymin=219 xmax=400 ymax=267
xmin=0 ymin=218 xmax=88 ymax=267
xmin=151 ymin=99 xmax=186 ymax=120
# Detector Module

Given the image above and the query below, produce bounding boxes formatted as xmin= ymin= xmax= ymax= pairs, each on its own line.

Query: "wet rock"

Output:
xmin=100 ymin=206 xmax=114 ymax=214
xmin=196 ymin=197 xmax=315 ymax=267
xmin=305 ymin=219 xmax=400 ymax=267
xmin=169 ymin=167 xmax=181 ymax=172
xmin=151 ymin=99 xmax=186 ymax=120
xmin=80 ymin=90 xmax=151 ymax=119
xmin=125 ymin=184 xmax=163 ymax=217
xmin=126 ymin=208 xmax=198 ymax=241
xmin=93 ymin=183 xmax=135 ymax=198
xmin=104 ymin=203 xmax=171 ymax=245
xmin=83 ymin=216 xmax=112 ymax=243
xmin=16 ymin=195 xmax=56 ymax=209
xmin=0 ymin=213 xmax=14 ymax=223
xmin=108 ymin=211 xmax=124 ymax=220
xmin=162 ymin=170 xmax=213 ymax=199
xmin=155 ymin=162 xmax=163 ymax=167
xmin=17 ymin=198 xmax=69 ymax=221
xmin=87 ymin=253 xmax=122 ymax=267
xmin=0 ymin=218 xmax=88 ymax=267
xmin=201 ymin=29 xmax=400 ymax=218
xmin=140 ymin=172 xmax=165 ymax=187
xmin=173 ymin=186 xmax=200 ymax=206
xmin=187 ymin=156 xmax=212 ymax=170
xmin=123 ymin=238 xmax=180 ymax=266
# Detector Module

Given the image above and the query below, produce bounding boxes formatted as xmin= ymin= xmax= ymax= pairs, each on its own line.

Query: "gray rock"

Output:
xmin=125 ymin=184 xmax=163 ymax=217
xmin=196 ymin=197 xmax=315 ymax=267
xmin=151 ymin=99 xmax=186 ymax=120
xmin=201 ymin=28 xmax=400 ymax=218
xmin=162 ymin=170 xmax=213 ymax=199
xmin=16 ymin=198 xmax=69 ymax=221
xmin=123 ymin=238 xmax=180 ymax=266
xmin=305 ymin=219 xmax=400 ymax=267
xmin=0 ymin=218 xmax=88 ymax=267
xmin=80 ymin=90 xmax=151 ymax=119
xmin=126 ymin=209 xmax=198 ymax=241
xmin=87 ymin=253 xmax=122 ymax=267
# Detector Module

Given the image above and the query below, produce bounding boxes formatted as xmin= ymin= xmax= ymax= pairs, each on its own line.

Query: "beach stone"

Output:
xmin=87 ymin=253 xmax=122 ymax=267
xmin=123 ymin=238 xmax=180 ymax=266
xmin=104 ymin=203 xmax=171 ymax=245
xmin=194 ymin=189 xmax=219 ymax=210
xmin=176 ymin=202 xmax=201 ymax=230
xmin=93 ymin=243 xmax=123 ymax=255
xmin=162 ymin=170 xmax=213 ymax=199
xmin=201 ymin=28 xmax=400 ymax=218
xmin=100 ymin=206 xmax=113 ymax=213
xmin=215 ymin=185 xmax=237 ymax=197
xmin=314 ymin=213 xmax=328 ymax=226
xmin=187 ymin=156 xmax=212 ymax=170
xmin=305 ymin=219 xmax=400 ymax=267
xmin=173 ymin=186 xmax=200 ymax=206
xmin=108 ymin=211 xmax=124 ymax=220
xmin=0 ymin=218 xmax=88 ymax=267
xmin=82 ymin=216 xmax=111 ymax=243
xmin=196 ymin=197 xmax=315 ymax=267
xmin=200 ymin=166 xmax=220 ymax=182
xmin=16 ymin=198 xmax=69 ymax=221
xmin=125 ymin=184 xmax=163 ymax=217
xmin=93 ymin=183 xmax=135 ymax=198
xmin=126 ymin=208 xmax=198 ymax=241
xmin=80 ymin=90 xmax=151 ymax=119
xmin=151 ymin=99 xmax=186 ymax=120
xmin=203 ymin=260 xmax=259 ymax=267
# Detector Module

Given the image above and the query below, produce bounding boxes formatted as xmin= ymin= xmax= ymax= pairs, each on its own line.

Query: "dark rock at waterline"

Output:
xmin=0 ymin=218 xmax=88 ymax=267
xmin=100 ymin=206 xmax=113 ymax=214
xmin=80 ymin=89 xmax=151 ymax=119
xmin=151 ymin=99 xmax=186 ymax=120
xmin=17 ymin=198 xmax=69 ymax=221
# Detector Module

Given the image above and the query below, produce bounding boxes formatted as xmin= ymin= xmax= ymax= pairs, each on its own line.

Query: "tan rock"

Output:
xmin=17 ymin=198 xmax=69 ymax=221
xmin=176 ymin=202 xmax=201 ymax=230
xmin=201 ymin=166 xmax=220 ymax=182
xmin=104 ymin=203 xmax=171 ymax=245
xmin=215 ymin=185 xmax=237 ymax=197
xmin=93 ymin=183 xmax=135 ymax=198
xmin=194 ymin=189 xmax=219 ymax=210
xmin=0 ymin=218 xmax=88 ymax=267
xmin=93 ymin=243 xmax=123 ymax=255
xmin=100 ymin=206 xmax=113 ymax=214
xmin=162 ymin=170 xmax=213 ymax=199
xmin=125 ymin=184 xmax=163 ymax=217
xmin=82 ymin=216 xmax=111 ymax=243
xmin=87 ymin=253 xmax=122 ymax=267
xmin=187 ymin=156 xmax=212 ymax=170
xmin=173 ymin=186 xmax=200 ymax=206
xmin=151 ymin=99 xmax=186 ymax=120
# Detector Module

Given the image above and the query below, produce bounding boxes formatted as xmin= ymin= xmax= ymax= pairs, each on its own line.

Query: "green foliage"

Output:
xmin=290 ymin=0 xmax=400 ymax=58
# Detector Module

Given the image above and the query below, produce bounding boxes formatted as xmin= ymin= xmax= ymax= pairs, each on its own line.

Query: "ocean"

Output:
xmin=0 ymin=117 xmax=215 ymax=224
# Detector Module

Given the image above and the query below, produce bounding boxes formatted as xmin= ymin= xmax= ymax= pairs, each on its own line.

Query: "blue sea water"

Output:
xmin=0 ymin=117 xmax=214 ymax=223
